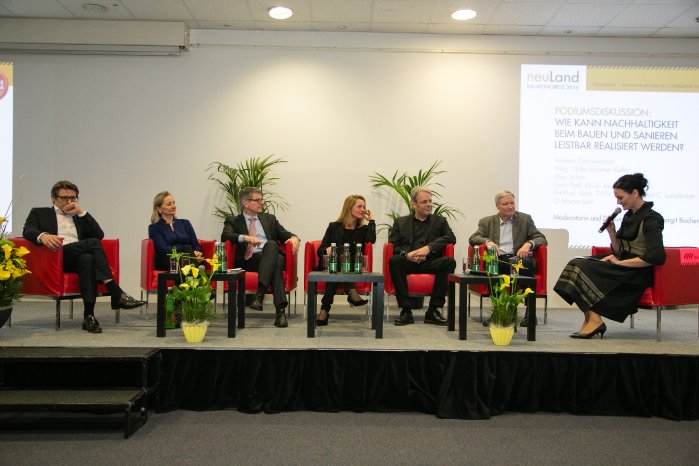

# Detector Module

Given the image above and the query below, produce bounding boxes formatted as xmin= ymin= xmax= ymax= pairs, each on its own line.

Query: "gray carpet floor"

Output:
xmin=0 ymin=410 xmax=697 ymax=465
xmin=1 ymin=300 xmax=698 ymax=464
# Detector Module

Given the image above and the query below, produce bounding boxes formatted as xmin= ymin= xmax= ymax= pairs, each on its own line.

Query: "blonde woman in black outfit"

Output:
xmin=316 ymin=195 xmax=376 ymax=326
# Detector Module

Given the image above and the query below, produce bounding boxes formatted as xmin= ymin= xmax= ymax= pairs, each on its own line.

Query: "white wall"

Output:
xmin=5 ymin=30 xmax=698 ymax=307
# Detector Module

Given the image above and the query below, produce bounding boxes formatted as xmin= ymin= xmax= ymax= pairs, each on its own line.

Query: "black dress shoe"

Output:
xmin=316 ymin=309 xmax=329 ymax=327
xmin=82 ymin=315 xmax=102 ymax=334
xmin=347 ymin=289 xmax=368 ymax=307
xmin=520 ymin=317 xmax=537 ymax=327
xmin=570 ymin=322 xmax=607 ymax=339
xmin=424 ymin=308 xmax=447 ymax=326
xmin=112 ymin=292 xmax=146 ymax=310
xmin=347 ymin=296 xmax=369 ymax=307
xmin=316 ymin=316 xmax=329 ymax=327
xmin=249 ymin=295 xmax=264 ymax=311
xmin=274 ymin=312 xmax=288 ymax=328
xmin=394 ymin=309 xmax=414 ymax=326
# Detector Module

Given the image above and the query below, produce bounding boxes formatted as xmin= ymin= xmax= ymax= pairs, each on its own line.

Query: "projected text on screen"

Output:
xmin=519 ymin=64 xmax=699 ymax=248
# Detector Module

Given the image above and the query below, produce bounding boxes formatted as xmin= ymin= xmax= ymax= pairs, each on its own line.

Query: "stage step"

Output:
xmin=0 ymin=389 xmax=147 ymax=438
xmin=0 ymin=347 xmax=161 ymax=438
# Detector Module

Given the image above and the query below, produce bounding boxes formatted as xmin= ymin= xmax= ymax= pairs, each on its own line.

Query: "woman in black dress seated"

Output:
xmin=316 ymin=194 xmax=376 ymax=326
xmin=148 ymin=191 xmax=203 ymax=270
xmin=554 ymin=173 xmax=665 ymax=339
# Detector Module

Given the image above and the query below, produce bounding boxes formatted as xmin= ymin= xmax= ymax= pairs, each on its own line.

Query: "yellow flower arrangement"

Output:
xmin=483 ymin=254 xmax=533 ymax=327
xmin=0 ymin=215 xmax=32 ymax=307
xmin=168 ymin=249 xmax=220 ymax=324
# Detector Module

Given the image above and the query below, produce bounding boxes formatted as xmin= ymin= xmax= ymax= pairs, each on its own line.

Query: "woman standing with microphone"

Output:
xmin=554 ymin=173 xmax=666 ymax=339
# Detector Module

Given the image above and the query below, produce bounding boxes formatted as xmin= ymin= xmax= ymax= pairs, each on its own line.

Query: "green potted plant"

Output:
xmin=483 ymin=254 xmax=533 ymax=346
xmin=168 ymin=250 xmax=219 ymax=342
xmin=369 ymin=160 xmax=462 ymax=308
xmin=207 ymin=155 xmax=289 ymax=219
xmin=369 ymin=160 xmax=462 ymax=231
xmin=0 ymin=212 xmax=31 ymax=328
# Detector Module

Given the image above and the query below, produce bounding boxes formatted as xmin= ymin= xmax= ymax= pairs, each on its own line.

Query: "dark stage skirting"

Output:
xmin=156 ymin=349 xmax=699 ymax=421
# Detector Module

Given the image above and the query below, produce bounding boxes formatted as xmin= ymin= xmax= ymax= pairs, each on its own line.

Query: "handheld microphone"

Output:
xmin=598 ymin=207 xmax=622 ymax=233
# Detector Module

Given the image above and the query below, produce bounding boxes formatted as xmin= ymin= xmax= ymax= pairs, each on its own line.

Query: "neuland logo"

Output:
xmin=527 ymin=70 xmax=580 ymax=83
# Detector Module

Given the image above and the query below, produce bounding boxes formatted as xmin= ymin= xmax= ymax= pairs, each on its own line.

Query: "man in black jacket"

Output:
xmin=23 ymin=180 xmax=145 ymax=333
xmin=388 ymin=186 xmax=456 ymax=326
xmin=220 ymin=187 xmax=299 ymax=328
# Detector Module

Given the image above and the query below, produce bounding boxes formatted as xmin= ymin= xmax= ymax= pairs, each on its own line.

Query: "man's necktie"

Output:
xmin=244 ymin=217 xmax=256 ymax=260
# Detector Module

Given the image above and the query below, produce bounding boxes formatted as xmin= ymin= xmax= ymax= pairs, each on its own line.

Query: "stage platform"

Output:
xmin=1 ymin=299 xmax=698 ymax=422
xmin=1 ymin=299 xmax=697 ymax=355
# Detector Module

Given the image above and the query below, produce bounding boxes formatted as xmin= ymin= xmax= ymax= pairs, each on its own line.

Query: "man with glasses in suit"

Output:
xmin=23 ymin=180 xmax=145 ymax=333
xmin=221 ymin=187 xmax=300 ymax=328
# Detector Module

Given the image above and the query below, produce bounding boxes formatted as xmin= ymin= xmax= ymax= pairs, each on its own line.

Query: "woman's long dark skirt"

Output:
xmin=554 ymin=257 xmax=653 ymax=323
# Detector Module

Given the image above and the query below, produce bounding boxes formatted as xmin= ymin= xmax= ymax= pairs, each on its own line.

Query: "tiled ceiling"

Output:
xmin=0 ymin=0 xmax=698 ymax=37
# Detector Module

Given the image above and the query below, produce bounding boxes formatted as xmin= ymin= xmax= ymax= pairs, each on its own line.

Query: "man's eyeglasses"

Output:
xmin=56 ymin=196 xmax=78 ymax=202
xmin=246 ymin=198 xmax=264 ymax=203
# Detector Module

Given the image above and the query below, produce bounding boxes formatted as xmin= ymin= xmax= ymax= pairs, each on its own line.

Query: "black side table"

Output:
xmin=307 ymin=271 xmax=385 ymax=338
xmin=156 ymin=270 xmax=245 ymax=338
xmin=447 ymin=273 xmax=537 ymax=341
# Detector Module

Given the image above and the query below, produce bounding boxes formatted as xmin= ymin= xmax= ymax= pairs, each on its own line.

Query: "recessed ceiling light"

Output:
xmin=451 ymin=9 xmax=477 ymax=21
xmin=268 ymin=6 xmax=293 ymax=20
xmin=81 ymin=3 xmax=108 ymax=13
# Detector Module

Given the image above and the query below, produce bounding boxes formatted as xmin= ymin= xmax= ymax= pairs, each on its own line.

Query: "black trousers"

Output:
xmin=244 ymin=242 xmax=287 ymax=310
xmin=388 ymin=255 xmax=456 ymax=310
xmin=62 ymin=238 xmax=114 ymax=303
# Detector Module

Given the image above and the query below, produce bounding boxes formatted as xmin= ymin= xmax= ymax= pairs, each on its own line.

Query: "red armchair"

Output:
xmin=140 ymin=239 xmax=216 ymax=319
xmin=303 ymin=241 xmax=374 ymax=314
xmin=383 ymin=242 xmax=455 ymax=313
xmin=11 ymin=237 xmax=120 ymax=330
xmin=466 ymin=244 xmax=548 ymax=324
xmin=592 ymin=246 xmax=699 ymax=341
xmin=225 ymin=240 xmax=298 ymax=314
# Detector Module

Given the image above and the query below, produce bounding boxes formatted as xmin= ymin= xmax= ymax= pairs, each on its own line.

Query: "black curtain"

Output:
xmin=156 ymin=350 xmax=699 ymax=420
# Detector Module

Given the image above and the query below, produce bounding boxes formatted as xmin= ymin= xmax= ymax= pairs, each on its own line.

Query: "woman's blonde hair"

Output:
xmin=150 ymin=191 xmax=171 ymax=224
xmin=336 ymin=195 xmax=367 ymax=228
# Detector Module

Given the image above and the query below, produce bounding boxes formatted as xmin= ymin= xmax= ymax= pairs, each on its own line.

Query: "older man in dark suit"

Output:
xmin=469 ymin=190 xmax=547 ymax=327
xmin=221 ymin=187 xmax=299 ymax=328
xmin=388 ymin=186 xmax=456 ymax=327
xmin=22 ymin=180 xmax=145 ymax=333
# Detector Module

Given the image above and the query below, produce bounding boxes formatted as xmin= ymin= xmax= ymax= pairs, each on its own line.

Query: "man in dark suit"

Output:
xmin=220 ymin=187 xmax=299 ymax=328
xmin=22 ymin=180 xmax=145 ymax=333
xmin=388 ymin=186 xmax=456 ymax=326
xmin=469 ymin=190 xmax=547 ymax=327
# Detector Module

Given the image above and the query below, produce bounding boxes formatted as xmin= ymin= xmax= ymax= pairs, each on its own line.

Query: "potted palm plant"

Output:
xmin=0 ymin=212 xmax=31 ymax=328
xmin=207 ymin=155 xmax=289 ymax=219
xmin=370 ymin=160 xmax=462 ymax=308
xmin=369 ymin=160 xmax=462 ymax=231
xmin=484 ymin=254 xmax=533 ymax=346
xmin=168 ymin=250 xmax=219 ymax=343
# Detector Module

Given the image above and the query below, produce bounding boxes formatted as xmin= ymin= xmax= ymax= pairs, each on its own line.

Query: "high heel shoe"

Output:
xmin=570 ymin=323 xmax=607 ymax=339
xmin=347 ymin=290 xmax=368 ymax=307
xmin=316 ymin=309 xmax=329 ymax=327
